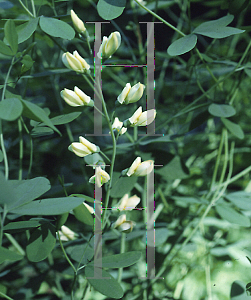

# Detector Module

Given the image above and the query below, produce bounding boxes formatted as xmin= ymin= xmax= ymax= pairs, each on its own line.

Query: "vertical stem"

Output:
xmin=0 ymin=56 xmax=15 ymax=180
xmin=18 ymin=118 xmax=23 ymax=180
xmin=117 ymin=232 xmax=126 ymax=282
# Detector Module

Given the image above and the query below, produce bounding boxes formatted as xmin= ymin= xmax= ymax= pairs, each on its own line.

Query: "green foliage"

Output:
xmin=193 ymin=15 xmax=245 ymax=38
xmin=39 ymin=16 xmax=75 ymax=40
xmin=85 ymin=266 xmax=124 ymax=298
xmin=167 ymin=34 xmax=197 ymax=56
xmin=1 ymin=0 xmax=251 ymax=299
xmin=97 ymin=0 xmax=126 ymax=20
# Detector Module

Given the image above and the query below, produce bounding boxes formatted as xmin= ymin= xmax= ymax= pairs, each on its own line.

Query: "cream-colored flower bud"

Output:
xmin=89 ymin=166 xmax=110 ymax=188
xmin=113 ymin=194 xmax=140 ymax=211
xmin=62 ymin=51 xmax=90 ymax=73
xmin=111 ymin=117 xmax=127 ymax=135
xmin=59 ymin=225 xmax=78 ymax=241
xmin=71 ymin=10 xmax=86 ymax=34
xmin=97 ymin=31 xmax=121 ymax=59
xmin=117 ymin=82 xmax=145 ymax=105
xmin=112 ymin=214 xmax=136 ymax=233
xmin=128 ymin=106 xmax=156 ymax=126
xmin=83 ymin=202 xmax=94 ymax=214
xmin=68 ymin=136 xmax=99 ymax=157
xmin=127 ymin=157 xmax=154 ymax=176
xmin=60 ymin=86 xmax=93 ymax=107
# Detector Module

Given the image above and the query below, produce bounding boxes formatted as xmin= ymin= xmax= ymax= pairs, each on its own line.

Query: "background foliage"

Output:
xmin=1 ymin=0 xmax=251 ymax=299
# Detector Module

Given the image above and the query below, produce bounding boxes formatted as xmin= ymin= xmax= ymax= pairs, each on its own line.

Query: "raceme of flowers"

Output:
xmin=61 ymin=23 xmax=155 ymax=193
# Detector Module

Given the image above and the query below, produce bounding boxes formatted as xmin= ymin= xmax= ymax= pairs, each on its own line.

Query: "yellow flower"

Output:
xmin=127 ymin=157 xmax=154 ymax=176
xmin=60 ymin=86 xmax=94 ymax=107
xmin=111 ymin=117 xmax=127 ymax=135
xmin=128 ymin=106 xmax=156 ymax=126
xmin=68 ymin=136 xmax=99 ymax=157
xmin=97 ymin=31 xmax=121 ymax=59
xmin=71 ymin=10 xmax=86 ymax=34
xmin=62 ymin=51 xmax=90 ymax=73
xmin=112 ymin=214 xmax=136 ymax=233
xmin=113 ymin=194 xmax=140 ymax=211
xmin=89 ymin=166 xmax=110 ymax=188
xmin=117 ymin=82 xmax=145 ymax=105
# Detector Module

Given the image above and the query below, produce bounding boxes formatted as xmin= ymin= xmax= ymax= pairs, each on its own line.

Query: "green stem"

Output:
xmin=18 ymin=118 xmax=23 ymax=180
xmin=117 ymin=232 xmax=126 ymax=282
xmin=100 ymin=150 xmax=111 ymax=163
xmin=5 ymin=233 xmax=25 ymax=255
xmin=209 ymin=129 xmax=225 ymax=193
xmin=97 ymin=86 xmax=116 ymax=230
xmin=57 ymin=231 xmax=77 ymax=273
xmin=30 ymin=0 xmax=36 ymax=17
xmin=0 ymin=56 xmax=15 ymax=180
xmin=17 ymin=0 xmax=34 ymax=17
xmin=0 ymin=291 xmax=14 ymax=300
xmin=20 ymin=117 xmax=33 ymax=178
xmin=134 ymin=0 xmax=185 ymax=37
xmin=0 ymin=205 xmax=7 ymax=246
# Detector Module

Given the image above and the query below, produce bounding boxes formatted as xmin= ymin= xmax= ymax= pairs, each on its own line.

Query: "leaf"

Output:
xmin=67 ymin=243 xmax=94 ymax=264
xmin=208 ymin=103 xmax=236 ymax=118
xmin=21 ymin=54 xmax=34 ymax=73
xmin=4 ymin=19 xmax=18 ymax=54
xmin=225 ymin=192 xmax=251 ymax=210
xmin=193 ymin=15 xmax=245 ymax=38
xmin=16 ymin=18 xmax=39 ymax=43
xmin=26 ymin=223 xmax=56 ymax=262
xmin=167 ymin=34 xmax=197 ymax=56
xmin=89 ymin=251 xmax=141 ymax=268
xmin=139 ymin=135 xmax=172 ymax=145
xmin=97 ymin=0 xmax=126 ymax=20
xmin=7 ymin=177 xmax=51 ymax=211
xmin=39 ymin=16 xmax=75 ymax=40
xmin=221 ymin=118 xmax=244 ymax=139
xmin=3 ymin=219 xmax=48 ymax=233
xmin=171 ymin=196 xmax=206 ymax=208
xmin=0 ymin=247 xmax=23 ymax=264
xmin=0 ymin=98 xmax=23 ymax=121
xmin=85 ymin=266 xmax=124 ymax=299
xmin=31 ymin=126 xmax=54 ymax=137
xmin=0 ymin=172 xmax=18 ymax=207
xmin=216 ymin=203 xmax=250 ymax=227
xmin=0 ymin=40 xmax=12 ymax=56
xmin=156 ymin=156 xmax=189 ymax=180
xmin=73 ymin=203 xmax=93 ymax=226
xmin=70 ymin=194 xmax=95 ymax=203
xmin=21 ymin=99 xmax=61 ymax=135
xmin=9 ymin=197 xmax=85 ymax=215
xmin=49 ymin=112 xmax=82 ymax=125
xmin=110 ymin=172 xmax=138 ymax=198
xmin=0 ymin=150 xmax=3 ymax=162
